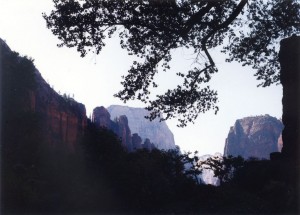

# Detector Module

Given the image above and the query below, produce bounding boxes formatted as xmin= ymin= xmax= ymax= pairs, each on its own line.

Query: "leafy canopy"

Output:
xmin=43 ymin=0 xmax=300 ymax=127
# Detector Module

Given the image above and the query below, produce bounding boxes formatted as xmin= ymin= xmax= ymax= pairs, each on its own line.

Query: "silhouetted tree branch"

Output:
xmin=43 ymin=0 xmax=300 ymax=126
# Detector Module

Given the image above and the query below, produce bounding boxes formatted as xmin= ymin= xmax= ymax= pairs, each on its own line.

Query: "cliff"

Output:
xmin=107 ymin=105 xmax=176 ymax=150
xmin=224 ymin=115 xmax=283 ymax=159
xmin=279 ymin=35 xmax=300 ymax=162
xmin=92 ymin=106 xmax=157 ymax=151
xmin=1 ymin=38 xmax=87 ymax=152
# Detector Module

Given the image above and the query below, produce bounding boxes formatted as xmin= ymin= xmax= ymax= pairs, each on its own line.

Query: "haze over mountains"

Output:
xmin=108 ymin=105 xmax=176 ymax=150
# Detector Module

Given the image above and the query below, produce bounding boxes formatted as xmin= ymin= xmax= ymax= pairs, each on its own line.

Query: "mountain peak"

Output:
xmin=224 ymin=115 xmax=283 ymax=159
xmin=107 ymin=105 xmax=176 ymax=150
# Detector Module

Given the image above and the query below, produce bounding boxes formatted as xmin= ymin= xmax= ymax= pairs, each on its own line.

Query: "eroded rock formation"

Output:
xmin=92 ymin=106 xmax=160 ymax=151
xmin=107 ymin=105 xmax=176 ymax=150
xmin=92 ymin=106 xmax=133 ymax=151
xmin=224 ymin=115 xmax=283 ymax=159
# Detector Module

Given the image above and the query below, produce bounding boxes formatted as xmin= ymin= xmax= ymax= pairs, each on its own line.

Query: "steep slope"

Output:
xmin=107 ymin=105 xmax=176 ymax=150
xmin=1 ymin=38 xmax=87 ymax=152
xmin=92 ymin=106 xmax=156 ymax=151
xmin=224 ymin=115 xmax=283 ymax=159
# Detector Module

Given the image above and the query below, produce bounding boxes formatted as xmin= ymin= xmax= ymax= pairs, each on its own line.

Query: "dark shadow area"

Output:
xmin=1 ymin=37 xmax=299 ymax=214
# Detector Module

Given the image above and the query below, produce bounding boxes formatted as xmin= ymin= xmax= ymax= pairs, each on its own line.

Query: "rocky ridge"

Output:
xmin=1 ymin=38 xmax=87 ymax=152
xmin=92 ymin=106 xmax=155 ymax=151
xmin=107 ymin=105 xmax=176 ymax=150
xmin=224 ymin=115 xmax=283 ymax=159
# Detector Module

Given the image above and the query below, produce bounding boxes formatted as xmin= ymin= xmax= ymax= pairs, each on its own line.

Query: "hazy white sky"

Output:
xmin=0 ymin=0 xmax=282 ymax=155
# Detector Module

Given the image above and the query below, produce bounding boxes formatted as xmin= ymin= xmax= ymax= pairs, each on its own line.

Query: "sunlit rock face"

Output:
xmin=1 ymin=38 xmax=87 ymax=152
xmin=107 ymin=105 xmax=176 ymax=150
xmin=224 ymin=115 xmax=283 ymax=159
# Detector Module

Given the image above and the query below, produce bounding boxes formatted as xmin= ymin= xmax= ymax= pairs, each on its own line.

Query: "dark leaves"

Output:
xmin=43 ymin=0 xmax=300 ymax=126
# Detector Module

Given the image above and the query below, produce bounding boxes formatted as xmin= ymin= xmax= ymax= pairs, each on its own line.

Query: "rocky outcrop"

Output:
xmin=115 ymin=115 xmax=133 ymax=151
xmin=92 ymin=106 xmax=112 ymax=128
xmin=107 ymin=105 xmax=176 ymax=150
xmin=1 ymin=38 xmax=87 ymax=152
xmin=92 ymin=106 xmax=159 ymax=151
xmin=224 ymin=115 xmax=283 ymax=159
xmin=93 ymin=106 xmax=133 ymax=151
xmin=132 ymin=133 xmax=143 ymax=150
xmin=279 ymin=35 xmax=300 ymax=162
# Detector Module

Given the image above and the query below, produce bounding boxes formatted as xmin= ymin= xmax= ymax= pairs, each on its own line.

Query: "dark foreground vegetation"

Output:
xmin=1 ymin=44 xmax=299 ymax=214
xmin=2 ymin=111 xmax=299 ymax=214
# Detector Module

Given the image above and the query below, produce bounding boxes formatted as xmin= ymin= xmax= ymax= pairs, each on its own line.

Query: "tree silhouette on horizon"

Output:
xmin=43 ymin=0 xmax=300 ymax=127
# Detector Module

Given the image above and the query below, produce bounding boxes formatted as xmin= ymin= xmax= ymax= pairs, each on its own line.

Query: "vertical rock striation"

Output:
xmin=1 ymin=38 xmax=87 ymax=153
xmin=31 ymin=69 xmax=87 ymax=152
xmin=224 ymin=115 xmax=283 ymax=159
xmin=107 ymin=105 xmax=176 ymax=150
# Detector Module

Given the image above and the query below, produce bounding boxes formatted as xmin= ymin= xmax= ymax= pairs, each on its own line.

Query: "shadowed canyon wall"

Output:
xmin=1 ymin=38 xmax=87 ymax=152
xmin=279 ymin=35 xmax=300 ymax=163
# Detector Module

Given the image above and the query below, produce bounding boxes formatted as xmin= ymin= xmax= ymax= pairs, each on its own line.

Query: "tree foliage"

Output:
xmin=43 ymin=0 xmax=300 ymax=126
xmin=199 ymin=155 xmax=245 ymax=185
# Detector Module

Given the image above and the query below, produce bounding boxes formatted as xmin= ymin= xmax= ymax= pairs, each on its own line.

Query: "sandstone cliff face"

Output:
xmin=1 ymin=38 xmax=87 ymax=152
xmin=224 ymin=115 xmax=283 ymax=159
xmin=107 ymin=105 xmax=176 ymax=150
xmin=31 ymin=68 xmax=87 ymax=152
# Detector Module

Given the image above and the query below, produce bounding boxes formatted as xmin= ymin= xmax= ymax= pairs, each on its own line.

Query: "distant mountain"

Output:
xmin=107 ymin=105 xmax=176 ymax=150
xmin=92 ymin=106 xmax=155 ymax=151
xmin=224 ymin=115 xmax=283 ymax=159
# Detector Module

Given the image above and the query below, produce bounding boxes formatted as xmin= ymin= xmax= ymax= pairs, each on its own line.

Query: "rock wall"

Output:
xmin=224 ymin=115 xmax=283 ymax=159
xmin=92 ymin=106 xmax=133 ymax=151
xmin=93 ymin=106 xmax=157 ymax=151
xmin=279 ymin=35 xmax=300 ymax=162
xmin=31 ymin=68 xmax=87 ymax=152
xmin=107 ymin=105 xmax=176 ymax=150
xmin=1 ymin=38 xmax=87 ymax=152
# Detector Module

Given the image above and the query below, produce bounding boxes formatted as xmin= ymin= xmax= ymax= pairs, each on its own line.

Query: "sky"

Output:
xmin=0 ymin=0 xmax=283 ymax=155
